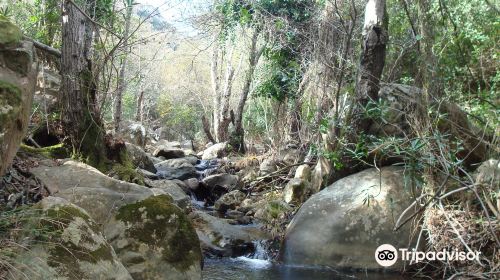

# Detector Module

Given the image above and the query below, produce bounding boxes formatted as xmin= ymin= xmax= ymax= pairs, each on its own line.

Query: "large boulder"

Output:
xmin=155 ymin=158 xmax=197 ymax=180
xmin=145 ymin=179 xmax=191 ymax=209
xmin=106 ymin=195 xmax=202 ymax=279
xmin=189 ymin=210 xmax=268 ymax=257
xmin=201 ymin=142 xmax=228 ymax=160
xmin=31 ymin=160 xmax=202 ymax=279
xmin=11 ymin=197 xmax=132 ymax=280
xmin=282 ymin=166 xmax=415 ymax=270
xmin=125 ymin=142 xmax=156 ymax=173
xmin=0 ymin=18 xmax=38 ymax=176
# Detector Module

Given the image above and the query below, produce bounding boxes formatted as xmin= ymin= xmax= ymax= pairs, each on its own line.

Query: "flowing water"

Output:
xmin=194 ymin=160 xmax=408 ymax=280
xmin=202 ymin=257 xmax=408 ymax=280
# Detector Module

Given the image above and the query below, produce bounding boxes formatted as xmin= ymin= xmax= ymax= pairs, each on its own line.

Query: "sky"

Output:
xmin=137 ymin=0 xmax=209 ymax=35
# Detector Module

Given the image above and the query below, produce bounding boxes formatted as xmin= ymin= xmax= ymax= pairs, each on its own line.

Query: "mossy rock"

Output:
xmin=9 ymin=197 xmax=132 ymax=280
xmin=0 ymin=80 xmax=22 ymax=125
xmin=19 ymin=143 xmax=69 ymax=159
xmin=107 ymin=195 xmax=202 ymax=279
xmin=111 ymin=163 xmax=145 ymax=185
xmin=0 ymin=15 xmax=22 ymax=46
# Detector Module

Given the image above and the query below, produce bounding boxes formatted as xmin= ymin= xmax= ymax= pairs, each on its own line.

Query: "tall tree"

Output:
xmin=353 ymin=0 xmax=388 ymax=133
xmin=416 ymin=0 xmax=439 ymax=102
xmin=231 ymin=29 xmax=263 ymax=152
xmin=60 ymin=0 xmax=106 ymax=167
xmin=114 ymin=0 xmax=133 ymax=131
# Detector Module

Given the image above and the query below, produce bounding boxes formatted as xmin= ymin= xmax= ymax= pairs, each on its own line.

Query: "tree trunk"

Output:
xmin=211 ymin=38 xmax=221 ymax=141
xmin=232 ymin=30 xmax=262 ymax=153
xmin=61 ymin=0 xmax=106 ymax=168
xmin=353 ymin=0 xmax=388 ymax=134
xmin=202 ymin=115 xmax=216 ymax=143
xmin=417 ymin=0 xmax=439 ymax=102
xmin=135 ymin=90 xmax=144 ymax=122
xmin=217 ymin=44 xmax=240 ymax=142
xmin=114 ymin=0 xmax=133 ymax=132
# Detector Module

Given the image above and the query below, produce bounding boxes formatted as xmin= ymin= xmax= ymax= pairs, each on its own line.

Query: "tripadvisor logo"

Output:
xmin=375 ymin=244 xmax=481 ymax=267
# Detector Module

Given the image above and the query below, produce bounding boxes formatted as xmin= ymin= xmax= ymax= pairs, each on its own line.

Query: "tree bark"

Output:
xmin=211 ymin=37 xmax=221 ymax=141
xmin=353 ymin=0 xmax=388 ymax=134
xmin=232 ymin=30 xmax=262 ymax=153
xmin=135 ymin=90 xmax=144 ymax=122
xmin=61 ymin=0 xmax=106 ymax=168
xmin=114 ymin=0 xmax=133 ymax=132
xmin=417 ymin=0 xmax=440 ymax=102
xmin=202 ymin=115 xmax=216 ymax=144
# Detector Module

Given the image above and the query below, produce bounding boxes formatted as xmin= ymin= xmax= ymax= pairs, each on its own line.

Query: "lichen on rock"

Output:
xmin=115 ymin=195 xmax=201 ymax=270
xmin=9 ymin=197 xmax=132 ymax=280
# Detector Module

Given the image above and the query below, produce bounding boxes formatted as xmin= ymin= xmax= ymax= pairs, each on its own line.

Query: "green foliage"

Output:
xmin=157 ymin=94 xmax=203 ymax=140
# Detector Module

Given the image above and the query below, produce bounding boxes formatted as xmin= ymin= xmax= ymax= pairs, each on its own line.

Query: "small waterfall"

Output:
xmin=249 ymin=241 xmax=269 ymax=260
xmin=231 ymin=240 xmax=272 ymax=269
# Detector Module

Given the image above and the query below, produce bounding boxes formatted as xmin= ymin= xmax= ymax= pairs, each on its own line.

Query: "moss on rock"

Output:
xmin=25 ymin=202 xmax=121 ymax=279
xmin=0 ymin=80 xmax=22 ymax=125
xmin=20 ymin=143 xmax=69 ymax=159
xmin=116 ymin=195 xmax=202 ymax=272
xmin=111 ymin=163 xmax=145 ymax=185
xmin=0 ymin=15 xmax=22 ymax=46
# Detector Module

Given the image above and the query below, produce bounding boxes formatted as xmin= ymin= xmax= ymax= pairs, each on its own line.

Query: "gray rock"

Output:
xmin=11 ymin=197 xmax=132 ymax=280
xmin=282 ymin=166 xmax=415 ymax=270
xmin=214 ymin=190 xmax=246 ymax=212
xmin=137 ymin=168 xmax=158 ymax=179
xmin=226 ymin=209 xmax=245 ymax=219
xmin=189 ymin=211 xmax=268 ymax=257
xmin=146 ymin=179 xmax=191 ymax=208
xmin=31 ymin=160 xmax=202 ymax=279
xmin=283 ymin=178 xmax=308 ymax=204
xmin=294 ymin=164 xmax=311 ymax=181
xmin=184 ymin=178 xmax=200 ymax=192
xmin=153 ymin=147 xmax=185 ymax=159
xmin=202 ymin=173 xmax=241 ymax=192
xmin=201 ymin=142 xmax=228 ymax=160
xmin=125 ymin=142 xmax=156 ymax=173
xmin=259 ymin=158 xmax=277 ymax=176
xmin=0 ymin=36 xmax=37 ymax=176
xmin=155 ymin=158 xmax=197 ymax=180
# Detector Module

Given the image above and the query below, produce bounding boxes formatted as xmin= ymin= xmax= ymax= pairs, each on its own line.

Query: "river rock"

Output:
xmin=153 ymin=147 xmax=185 ymax=159
xmin=281 ymin=166 xmax=415 ymax=270
xmin=11 ymin=197 xmax=132 ymax=280
xmin=253 ymin=200 xmax=291 ymax=222
xmin=189 ymin=210 xmax=268 ymax=257
xmin=201 ymin=142 xmax=228 ymax=160
xmin=146 ymin=179 xmax=191 ymax=208
xmin=283 ymin=178 xmax=308 ymax=204
xmin=125 ymin=142 xmax=156 ymax=173
xmin=184 ymin=178 xmax=200 ymax=192
xmin=105 ymin=195 xmax=202 ymax=280
xmin=202 ymin=173 xmax=241 ymax=193
xmin=155 ymin=158 xmax=197 ymax=180
xmin=0 ymin=20 xmax=38 ymax=176
xmin=259 ymin=158 xmax=277 ymax=175
xmin=214 ymin=190 xmax=246 ymax=212
xmin=31 ymin=160 xmax=202 ymax=279
xmin=294 ymin=164 xmax=311 ymax=181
